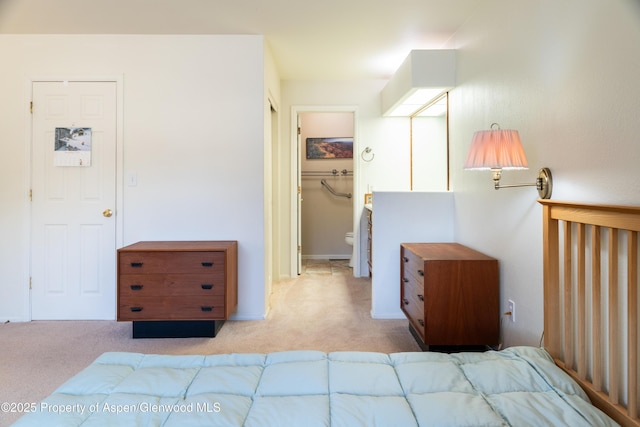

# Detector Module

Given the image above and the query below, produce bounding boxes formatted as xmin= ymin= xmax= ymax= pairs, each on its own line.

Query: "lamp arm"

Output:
xmin=495 ymin=182 xmax=537 ymax=190
xmin=492 ymin=168 xmax=552 ymax=199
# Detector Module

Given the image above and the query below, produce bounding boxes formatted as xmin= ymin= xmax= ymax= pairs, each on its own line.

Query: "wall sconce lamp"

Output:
xmin=464 ymin=123 xmax=552 ymax=199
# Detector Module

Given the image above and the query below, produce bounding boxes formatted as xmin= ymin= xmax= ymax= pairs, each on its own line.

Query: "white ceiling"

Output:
xmin=0 ymin=0 xmax=481 ymax=80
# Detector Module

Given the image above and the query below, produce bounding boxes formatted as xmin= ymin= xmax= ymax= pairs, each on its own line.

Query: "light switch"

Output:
xmin=127 ymin=173 xmax=137 ymax=187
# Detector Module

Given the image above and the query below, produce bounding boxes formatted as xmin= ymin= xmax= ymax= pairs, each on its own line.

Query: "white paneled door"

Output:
xmin=31 ymin=81 xmax=117 ymax=320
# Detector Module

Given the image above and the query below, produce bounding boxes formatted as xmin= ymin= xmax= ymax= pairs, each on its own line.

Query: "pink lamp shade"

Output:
xmin=464 ymin=128 xmax=529 ymax=170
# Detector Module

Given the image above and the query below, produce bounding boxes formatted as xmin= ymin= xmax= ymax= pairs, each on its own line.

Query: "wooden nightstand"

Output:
xmin=400 ymin=243 xmax=499 ymax=350
xmin=117 ymin=241 xmax=237 ymax=338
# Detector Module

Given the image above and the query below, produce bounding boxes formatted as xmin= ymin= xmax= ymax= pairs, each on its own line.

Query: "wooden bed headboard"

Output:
xmin=539 ymin=200 xmax=640 ymax=427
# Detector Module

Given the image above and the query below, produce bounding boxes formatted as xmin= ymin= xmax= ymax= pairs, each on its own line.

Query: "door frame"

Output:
xmin=289 ymin=105 xmax=361 ymax=277
xmin=265 ymin=92 xmax=279 ymax=313
xmin=25 ymin=74 xmax=124 ymax=320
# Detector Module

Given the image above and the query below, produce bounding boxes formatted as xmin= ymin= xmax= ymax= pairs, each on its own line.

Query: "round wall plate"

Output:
xmin=537 ymin=167 xmax=552 ymax=199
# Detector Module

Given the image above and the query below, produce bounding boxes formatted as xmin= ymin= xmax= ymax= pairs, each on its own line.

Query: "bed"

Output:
xmin=9 ymin=347 xmax=618 ymax=426
xmin=12 ymin=200 xmax=640 ymax=426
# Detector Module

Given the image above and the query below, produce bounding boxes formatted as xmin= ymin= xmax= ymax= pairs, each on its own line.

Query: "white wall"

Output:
xmin=412 ymin=115 xmax=448 ymax=191
xmin=0 ymin=35 xmax=270 ymax=321
xmin=447 ymin=0 xmax=640 ymax=346
xmin=370 ymin=191 xmax=454 ymax=318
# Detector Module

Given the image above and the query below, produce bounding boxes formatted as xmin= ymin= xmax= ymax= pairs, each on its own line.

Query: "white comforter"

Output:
xmin=12 ymin=346 xmax=618 ymax=426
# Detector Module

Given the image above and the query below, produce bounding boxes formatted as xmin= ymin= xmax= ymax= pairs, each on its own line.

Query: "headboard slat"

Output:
xmin=592 ymin=225 xmax=602 ymax=391
xmin=564 ymin=222 xmax=573 ymax=369
xmin=609 ymin=228 xmax=619 ymax=405
xmin=542 ymin=203 xmax=561 ymax=356
xmin=628 ymin=231 xmax=638 ymax=419
xmin=577 ymin=223 xmax=587 ymax=380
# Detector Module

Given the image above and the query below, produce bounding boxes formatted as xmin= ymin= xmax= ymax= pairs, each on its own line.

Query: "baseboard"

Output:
xmin=229 ymin=313 xmax=267 ymax=321
xmin=370 ymin=310 xmax=406 ymax=320
xmin=1 ymin=317 xmax=30 ymax=323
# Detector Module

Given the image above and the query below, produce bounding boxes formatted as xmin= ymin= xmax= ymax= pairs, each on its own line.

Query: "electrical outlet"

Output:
xmin=508 ymin=299 xmax=516 ymax=323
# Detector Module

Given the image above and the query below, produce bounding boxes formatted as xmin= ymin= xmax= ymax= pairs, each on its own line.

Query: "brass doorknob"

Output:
xmin=103 ymin=209 xmax=113 ymax=218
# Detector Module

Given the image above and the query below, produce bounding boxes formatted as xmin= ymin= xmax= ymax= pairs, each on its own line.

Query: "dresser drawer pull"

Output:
xmin=130 ymin=285 xmax=143 ymax=291
xmin=130 ymin=307 xmax=143 ymax=312
xmin=403 ymin=298 xmax=409 ymax=305
xmin=402 ymin=256 xmax=409 ymax=262
xmin=417 ymin=269 xmax=424 ymax=276
xmin=403 ymin=278 xmax=409 ymax=283
xmin=418 ymin=319 xmax=425 ymax=327
xmin=201 ymin=284 xmax=213 ymax=290
xmin=130 ymin=262 xmax=143 ymax=268
xmin=200 ymin=306 xmax=214 ymax=312
xmin=201 ymin=262 xmax=214 ymax=267
xmin=417 ymin=294 xmax=424 ymax=301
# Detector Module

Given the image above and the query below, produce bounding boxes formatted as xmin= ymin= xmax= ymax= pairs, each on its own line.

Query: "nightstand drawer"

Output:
xmin=401 ymin=271 xmax=424 ymax=295
xmin=401 ymin=293 xmax=425 ymax=338
xmin=119 ymin=251 xmax=225 ymax=274
xmin=402 ymin=276 xmax=424 ymax=309
xmin=119 ymin=295 xmax=225 ymax=320
xmin=119 ymin=274 xmax=226 ymax=296
xmin=401 ymin=247 xmax=425 ymax=285
xmin=401 ymin=277 xmax=426 ymax=340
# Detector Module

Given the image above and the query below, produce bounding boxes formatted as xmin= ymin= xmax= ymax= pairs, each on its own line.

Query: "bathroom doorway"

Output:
xmin=292 ymin=107 xmax=358 ymax=276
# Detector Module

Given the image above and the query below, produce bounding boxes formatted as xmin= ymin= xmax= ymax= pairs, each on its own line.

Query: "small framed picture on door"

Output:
xmin=53 ymin=127 xmax=92 ymax=166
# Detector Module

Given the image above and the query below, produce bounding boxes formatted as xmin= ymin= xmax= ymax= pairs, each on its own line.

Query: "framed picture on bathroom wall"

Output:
xmin=306 ymin=137 xmax=353 ymax=159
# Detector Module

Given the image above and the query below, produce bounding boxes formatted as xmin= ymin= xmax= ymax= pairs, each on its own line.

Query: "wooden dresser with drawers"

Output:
xmin=400 ymin=242 xmax=499 ymax=350
xmin=117 ymin=240 xmax=237 ymax=338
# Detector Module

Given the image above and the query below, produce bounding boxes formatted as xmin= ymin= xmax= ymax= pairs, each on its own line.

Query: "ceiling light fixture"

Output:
xmin=381 ymin=49 xmax=456 ymax=117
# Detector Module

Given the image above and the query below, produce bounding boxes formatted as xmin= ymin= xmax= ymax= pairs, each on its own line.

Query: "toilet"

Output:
xmin=345 ymin=231 xmax=354 ymax=267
